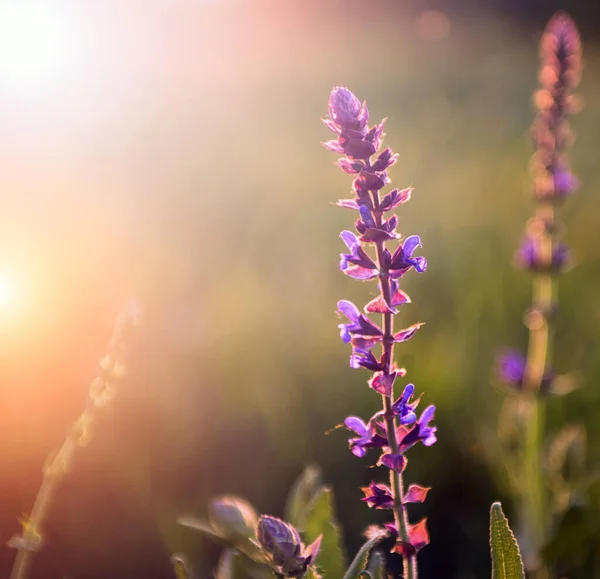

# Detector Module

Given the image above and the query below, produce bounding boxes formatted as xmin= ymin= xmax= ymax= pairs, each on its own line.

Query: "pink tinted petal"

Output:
xmin=322 ymin=140 xmax=345 ymax=154
xmin=391 ymin=541 xmax=416 ymax=557
xmin=408 ymin=518 xmax=430 ymax=552
xmin=365 ymin=295 xmax=395 ymax=314
xmin=337 ymin=199 xmax=360 ymax=210
xmin=391 ymin=289 xmax=411 ymax=306
xmin=321 ymin=118 xmax=341 ymax=134
xmin=344 ymin=266 xmax=379 ymax=280
xmin=394 ymin=323 xmax=424 ymax=342
xmin=369 ymin=372 xmax=397 ymax=396
xmin=403 ymin=484 xmax=431 ymax=504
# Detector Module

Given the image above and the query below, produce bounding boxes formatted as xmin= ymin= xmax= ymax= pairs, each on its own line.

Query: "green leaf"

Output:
xmin=342 ymin=530 xmax=387 ymax=579
xmin=284 ymin=465 xmax=323 ymax=530
xmin=177 ymin=514 xmax=227 ymax=541
xmin=304 ymin=567 xmax=323 ymax=579
xmin=489 ymin=502 xmax=525 ymax=579
xmin=366 ymin=549 xmax=386 ymax=579
xmin=303 ymin=487 xmax=347 ymax=579
xmin=177 ymin=513 xmax=265 ymax=564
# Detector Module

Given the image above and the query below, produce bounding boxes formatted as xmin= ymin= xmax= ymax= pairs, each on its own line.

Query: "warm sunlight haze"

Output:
xmin=0 ymin=2 xmax=71 ymax=89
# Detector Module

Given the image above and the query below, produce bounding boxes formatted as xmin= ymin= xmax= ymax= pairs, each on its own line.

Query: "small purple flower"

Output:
xmin=361 ymin=482 xmax=394 ymax=509
xmin=498 ymin=350 xmax=527 ymax=388
xmin=344 ymin=415 xmax=386 ymax=458
xmin=389 ymin=236 xmax=428 ymax=278
xmin=392 ymin=384 xmax=418 ymax=425
xmin=498 ymin=348 xmax=554 ymax=393
xmin=339 ymin=231 xmax=379 ymax=280
xmin=337 ymin=300 xmax=383 ymax=344
xmin=517 ymin=236 xmax=569 ymax=273
xmin=399 ymin=405 xmax=437 ymax=450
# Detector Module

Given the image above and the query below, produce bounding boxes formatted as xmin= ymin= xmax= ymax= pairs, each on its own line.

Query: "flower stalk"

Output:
xmin=9 ymin=302 xmax=139 ymax=579
xmin=323 ymin=87 xmax=434 ymax=578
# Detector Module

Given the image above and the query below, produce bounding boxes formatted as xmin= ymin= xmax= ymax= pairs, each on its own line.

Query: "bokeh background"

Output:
xmin=1 ymin=0 xmax=600 ymax=577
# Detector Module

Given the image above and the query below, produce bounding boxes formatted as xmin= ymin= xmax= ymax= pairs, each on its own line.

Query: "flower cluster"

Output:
xmin=500 ymin=14 xmax=582 ymax=393
xmin=323 ymin=87 xmax=435 ymax=570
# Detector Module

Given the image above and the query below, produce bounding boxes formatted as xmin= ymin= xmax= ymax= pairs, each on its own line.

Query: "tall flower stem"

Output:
xmin=372 ymin=190 xmax=417 ymax=579
xmin=521 ymin=205 xmax=555 ymax=579
xmin=9 ymin=304 xmax=137 ymax=579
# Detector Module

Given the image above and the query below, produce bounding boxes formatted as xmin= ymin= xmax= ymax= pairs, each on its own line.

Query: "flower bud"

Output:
xmin=256 ymin=515 xmax=321 ymax=578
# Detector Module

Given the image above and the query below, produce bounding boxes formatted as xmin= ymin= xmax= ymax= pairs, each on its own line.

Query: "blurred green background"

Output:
xmin=1 ymin=0 xmax=600 ymax=577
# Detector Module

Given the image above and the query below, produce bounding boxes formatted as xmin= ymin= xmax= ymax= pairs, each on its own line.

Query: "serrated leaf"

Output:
xmin=342 ymin=531 xmax=387 ymax=579
xmin=285 ymin=465 xmax=323 ymax=530
xmin=303 ymin=487 xmax=347 ymax=579
xmin=215 ymin=549 xmax=245 ymax=579
xmin=489 ymin=502 xmax=525 ymax=579
xmin=366 ymin=549 xmax=386 ymax=579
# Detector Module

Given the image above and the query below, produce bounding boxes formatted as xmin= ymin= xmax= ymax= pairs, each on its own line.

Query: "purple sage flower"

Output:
xmin=323 ymin=87 xmax=435 ymax=568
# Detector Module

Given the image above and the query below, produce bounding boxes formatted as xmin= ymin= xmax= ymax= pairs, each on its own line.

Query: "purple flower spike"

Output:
xmin=324 ymin=87 xmax=435 ymax=567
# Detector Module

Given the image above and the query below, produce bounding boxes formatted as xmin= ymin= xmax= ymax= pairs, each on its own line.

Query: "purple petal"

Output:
xmin=340 ymin=230 xmax=359 ymax=251
xmin=322 ymin=140 xmax=345 ymax=154
xmin=402 ymin=235 xmax=422 ymax=257
xmin=344 ymin=416 xmax=368 ymax=437
xmin=337 ymin=300 xmax=360 ymax=322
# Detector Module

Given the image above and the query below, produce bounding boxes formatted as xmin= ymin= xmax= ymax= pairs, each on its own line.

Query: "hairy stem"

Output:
xmin=371 ymin=190 xmax=417 ymax=579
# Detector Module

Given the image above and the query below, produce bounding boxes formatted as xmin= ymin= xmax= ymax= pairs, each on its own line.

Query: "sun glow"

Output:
xmin=0 ymin=2 xmax=71 ymax=88
xmin=0 ymin=272 xmax=18 ymax=312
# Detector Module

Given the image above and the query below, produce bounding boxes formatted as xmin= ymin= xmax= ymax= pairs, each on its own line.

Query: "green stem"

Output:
xmin=371 ymin=189 xmax=417 ymax=579
xmin=521 ymin=204 xmax=555 ymax=579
